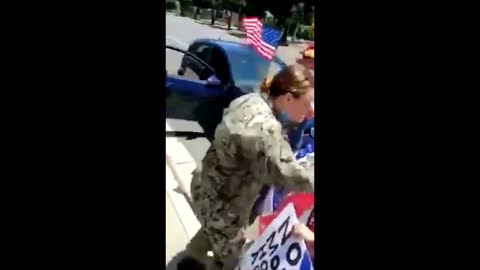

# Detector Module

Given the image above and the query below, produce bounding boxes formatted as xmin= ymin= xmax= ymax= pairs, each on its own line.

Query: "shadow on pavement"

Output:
xmin=172 ymin=186 xmax=195 ymax=209
xmin=195 ymin=20 xmax=238 ymax=32
xmin=228 ymin=31 xmax=247 ymax=38
xmin=166 ymin=131 xmax=207 ymax=140
xmin=167 ymin=250 xmax=209 ymax=270
xmin=166 ymin=249 xmax=188 ymax=270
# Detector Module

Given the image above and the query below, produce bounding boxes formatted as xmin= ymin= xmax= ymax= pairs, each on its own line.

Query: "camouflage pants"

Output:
xmin=185 ymin=228 xmax=212 ymax=264
xmin=187 ymin=228 xmax=244 ymax=270
xmin=190 ymin=176 xmax=246 ymax=270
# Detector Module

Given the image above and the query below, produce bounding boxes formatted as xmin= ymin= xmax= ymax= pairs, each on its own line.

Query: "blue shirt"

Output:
xmin=288 ymin=118 xmax=315 ymax=151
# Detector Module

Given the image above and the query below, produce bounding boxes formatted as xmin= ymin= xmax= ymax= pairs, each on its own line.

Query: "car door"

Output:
xmin=181 ymin=43 xmax=213 ymax=81
xmin=166 ymin=45 xmax=228 ymax=140
xmin=208 ymin=47 xmax=234 ymax=86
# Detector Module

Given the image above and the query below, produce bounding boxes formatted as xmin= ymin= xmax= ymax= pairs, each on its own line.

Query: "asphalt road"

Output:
xmin=165 ymin=13 xmax=311 ymax=163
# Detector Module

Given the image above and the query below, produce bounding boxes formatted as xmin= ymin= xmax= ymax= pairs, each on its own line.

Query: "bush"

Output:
xmin=166 ymin=2 xmax=177 ymax=11
xmin=180 ymin=5 xmax=196 ymax=17
xmin=297 ymin=25 xmax=314 ymax=41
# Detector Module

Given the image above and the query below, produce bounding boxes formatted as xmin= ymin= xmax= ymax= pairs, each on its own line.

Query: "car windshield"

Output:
xmin=225 ymin=49 xmax=284 ymax=87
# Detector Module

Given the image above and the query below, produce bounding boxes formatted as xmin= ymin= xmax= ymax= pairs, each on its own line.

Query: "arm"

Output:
xmin=293 ymin=223 xmax=314 ymax=243
xmin=234 ymin=124 xmax=314 ymax=193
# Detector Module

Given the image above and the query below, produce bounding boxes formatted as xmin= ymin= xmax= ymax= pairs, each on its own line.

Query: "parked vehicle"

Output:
xmin=166 ymin=38 xmax=286 ymax=140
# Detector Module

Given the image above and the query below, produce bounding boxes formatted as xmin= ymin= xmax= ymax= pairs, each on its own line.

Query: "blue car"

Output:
xmin=177 ymin=39 xmax=286 ymax=92
xmin=166 ymin=38 xmax=287 ymax=140
xmin=166 ymin=38 xmax=314 ymax=144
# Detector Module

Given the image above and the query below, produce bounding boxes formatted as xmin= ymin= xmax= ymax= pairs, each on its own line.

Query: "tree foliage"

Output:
xmin=179 ymin=0 xmax=193 ymax=16
xmin=194 ymin=0 xmax=314 ymax=23
xmin=252 ymin=0 xmax=315 ymax=43
xmin=189 ymin=0 xmax=314 ymax=41
xmin=192 ymin=0 xmax=213 ymax=9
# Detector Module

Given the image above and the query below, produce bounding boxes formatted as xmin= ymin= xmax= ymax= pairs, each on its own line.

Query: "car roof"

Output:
xmin=192 ymin=38 xmax=285 ymax=65
xmin=193 ymin=38 xmax=249 ymax=51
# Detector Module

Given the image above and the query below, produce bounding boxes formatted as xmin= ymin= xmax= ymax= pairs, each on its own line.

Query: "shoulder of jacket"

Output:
xmin=227 ymin=94 xmax=267 ymax=119
xmin=235 ymin=113 xmax=282 ymax=138
xmin=229 ymin=93 xmax=265 ymax=108
xmin=219 ymin=93 xmax=283 ymax=139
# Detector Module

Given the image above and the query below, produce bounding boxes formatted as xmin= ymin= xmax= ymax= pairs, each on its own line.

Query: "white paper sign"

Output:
xmin=237 ymin=203 xmax=310 ymax=270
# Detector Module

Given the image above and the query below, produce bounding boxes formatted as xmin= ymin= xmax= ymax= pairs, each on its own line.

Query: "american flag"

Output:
xmin=242 ymin=17 xmax=282 ymax=60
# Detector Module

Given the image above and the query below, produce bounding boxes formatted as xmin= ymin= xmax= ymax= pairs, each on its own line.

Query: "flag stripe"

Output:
xmin=242 ymin=17 xmax=281 ymax=60
xmin=246 ymin=33 xmax=275 ymax=54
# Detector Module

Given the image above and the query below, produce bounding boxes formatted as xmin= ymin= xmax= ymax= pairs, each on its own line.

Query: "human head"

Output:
xmin=261 ymin=64 xmax=314 ymax=123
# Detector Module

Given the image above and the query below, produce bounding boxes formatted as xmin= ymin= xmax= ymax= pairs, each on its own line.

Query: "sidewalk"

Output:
xmin=194 ymin=17 xmax=242 ymax=32
xmin=165 ymin=191 xmax=189 ymax=264
xmin=165 ymin=123 xmax=202 ymax=266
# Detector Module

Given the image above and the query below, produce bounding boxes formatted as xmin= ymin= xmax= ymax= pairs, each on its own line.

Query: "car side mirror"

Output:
xmin=206 ymin=74 xmax=222 ymax=86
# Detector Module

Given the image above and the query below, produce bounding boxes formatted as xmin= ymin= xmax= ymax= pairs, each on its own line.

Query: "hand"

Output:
xmin=292 ymin=223 xmax=314 ymax=243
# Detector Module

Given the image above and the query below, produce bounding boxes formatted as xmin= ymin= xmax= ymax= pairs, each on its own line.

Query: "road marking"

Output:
xmin=166 ymin=35 xmax=189 ymax=49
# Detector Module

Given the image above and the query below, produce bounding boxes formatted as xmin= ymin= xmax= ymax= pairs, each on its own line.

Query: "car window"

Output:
xmin=226 ymin=49 xmax=286 ymax=89
xmin=267 ymin=60 xmax=284 ymax=78
xmin=182 ymin=44 xmax=213 ymax=81
xmin=226 ymin=49 xmax=278 ymax=84
xmin=189 ymin=44 xmax=211 ymax=63
xmin=209 ymin=48 xmax=231 ymax=83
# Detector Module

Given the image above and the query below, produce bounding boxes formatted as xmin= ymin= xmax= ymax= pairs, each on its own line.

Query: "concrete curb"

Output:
xmin=166 ymin=160 xmax=201 ymax=240
xmin=166 ymin=154 xmax=193 ymax=205
xmin=165 ymin=122 xmax=202 ymax=241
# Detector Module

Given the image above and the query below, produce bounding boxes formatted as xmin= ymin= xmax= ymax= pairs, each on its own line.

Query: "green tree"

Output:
xmin=222 ymin=0 xmax=246 ymax=29
xmin=192 ymin=0 xmax=218 ymax=25
xmin=192 ymin=0 xmax=212 ymax=19
xmin=210 ymin=0 xmax=217 ymax=25
xmin=193 ymin=0 xmax=213 ymax=8
xmin=179 ymin=0 xmax=193 ymax=17
xmin=291 ymin=2 xmax=305 ymax=40
xmin=243 ymin=0 xmax=314 ymax=44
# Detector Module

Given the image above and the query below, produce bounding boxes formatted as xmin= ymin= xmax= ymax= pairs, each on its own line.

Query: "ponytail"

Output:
xmin=260 ymin=77 xmax=272 ymax=94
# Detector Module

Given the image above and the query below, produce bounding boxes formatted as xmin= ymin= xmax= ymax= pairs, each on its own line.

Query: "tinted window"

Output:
xmin=189 ymin=44 xmax=211 ymax=63
xmin=267 ymin=59 xmax=285 ymax=78
xmin=209 ymin=48 xmax=231 ymax=83
xmin=183 ymin=44 xmax=212 ymax=80
xmin=226 ymin=49 xmax=284 ymax=88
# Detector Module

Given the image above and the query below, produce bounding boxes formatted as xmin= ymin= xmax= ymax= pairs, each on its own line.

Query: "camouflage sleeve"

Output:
xmin=232 ymin=123 xmax=314 ymax=193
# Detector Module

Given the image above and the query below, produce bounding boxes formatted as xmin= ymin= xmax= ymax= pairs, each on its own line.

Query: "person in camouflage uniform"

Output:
xmin=185 ymin=65 xmax=315 ymax=270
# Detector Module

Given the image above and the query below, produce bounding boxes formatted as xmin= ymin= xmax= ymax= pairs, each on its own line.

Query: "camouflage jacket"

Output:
xmin=192 ymin=92 xmax=314 ymax=226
